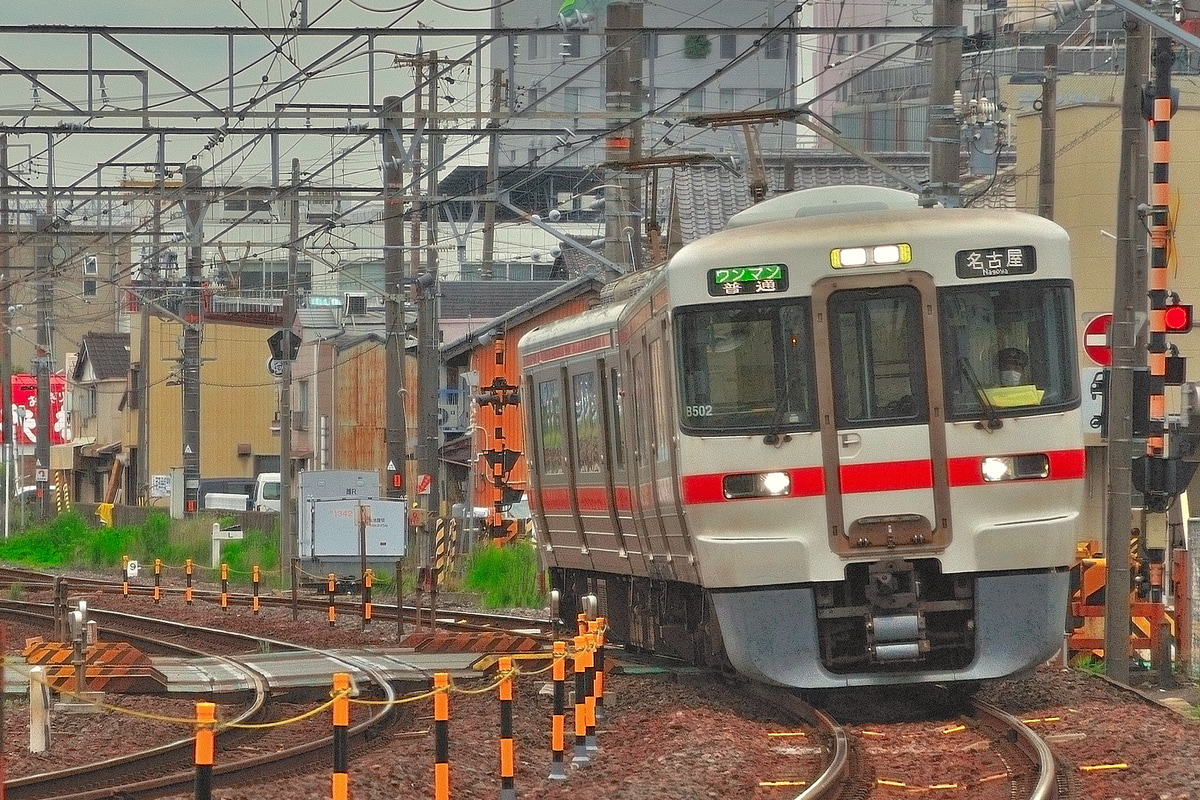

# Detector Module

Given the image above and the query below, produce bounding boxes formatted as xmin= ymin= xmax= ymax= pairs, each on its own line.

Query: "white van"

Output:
xmin=252 ymin=472 xmax=281 ymax=512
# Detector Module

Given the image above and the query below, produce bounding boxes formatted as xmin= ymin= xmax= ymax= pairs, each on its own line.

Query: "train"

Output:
xmin=516 ymin=185 xmax=1085 ymax=689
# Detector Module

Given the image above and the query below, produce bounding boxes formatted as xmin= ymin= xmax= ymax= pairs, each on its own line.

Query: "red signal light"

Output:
xmin=392 ymin=472 xmax=403 ymax=490
xmin=1164 ymin=302 xmax=1193 ymax=333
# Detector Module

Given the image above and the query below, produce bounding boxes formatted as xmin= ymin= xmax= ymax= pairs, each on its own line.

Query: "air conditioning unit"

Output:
xmin=343 ymin=292 xmax=367 ymax=316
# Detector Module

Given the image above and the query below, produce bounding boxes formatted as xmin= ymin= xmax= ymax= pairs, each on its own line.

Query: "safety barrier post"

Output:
xmin=548 ymin=641 xmax=568 ymax=780
xmin=185 ymin=559 xmax=194 ymax=605
xmin=498 ymin=656 xmax=516 ymax=800
xmin=331 ymin=673 xmax=350 ymax=800
xmin=434 ymin=672 xmax=450 ymax=800
xmin=121 ymin=555 xmax=129 ymax=599
xmin=584 ymin=630 xmax=598 ymax=752
xmin=594 ymin=616 xmax=607 ymax=720
xmin=153 ymin=558 xmax=162 ymax=603
xmin=252 ymin=566 xmax=261 ymax=614
xmin=362 ymin=568 xmax=373 ymax=630
xmin=220 ymin=564 xmax=229 ymax=610
xmin=194 ymin=701 xmax=215 ymax=800
xmin=571 ymin=634 xmax=590 ymax=766
xmin=327 ymin=573 xmax=337 ymax=626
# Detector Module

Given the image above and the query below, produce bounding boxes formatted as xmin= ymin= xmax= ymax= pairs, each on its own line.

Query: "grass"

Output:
xmin=0 ymin=511 xmax=546 ymax=608
xmin=461 ymin=539 xmax=545 ymax=609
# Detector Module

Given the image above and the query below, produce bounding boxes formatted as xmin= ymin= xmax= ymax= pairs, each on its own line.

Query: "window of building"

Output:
xmin=765 ymin=34 xmax=784 ymax=60
xmin=527 ymin=32 xmax=539 ymax=60
xmin=560 ymin=32 xmax=581 ymax=59
xmin=83 ymin=279 xmax=97 ymax=297
xmin=686 ymin=88 xmax=705 ymax=111
xmin=720 ymin=34 xmax=737 ymax=59
xmin=644 ymin=32 xmax=657 ymax=59
xmin=720 ymin=88 xmax=736 ymax=111
xmin=683 ymin=34 xmax=711 ymax=59
xmin=564 ymin=87 xmax=582 ymax=112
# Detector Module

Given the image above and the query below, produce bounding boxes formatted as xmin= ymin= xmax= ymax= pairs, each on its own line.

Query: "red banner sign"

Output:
xmin=5 ymin=375 xmax=70 ymax=446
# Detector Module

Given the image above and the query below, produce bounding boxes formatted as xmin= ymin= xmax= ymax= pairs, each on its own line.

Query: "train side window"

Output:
xmin=939 ymin=280 xmax=1078 ymax=419
xmin=571 ymin=371 xmax=602 ymax=473
xmin=537 ymin=378 xmax=567 ymax=475
xmin=609 ymin=367 xmax=625 ymax=470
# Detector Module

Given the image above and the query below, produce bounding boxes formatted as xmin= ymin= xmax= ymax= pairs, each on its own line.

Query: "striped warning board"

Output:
xmin=433 ymin=517 xmax=459 ymax=586
xmin=398 ymin=630 xmax=543 ymax=654
xmin=23 ymin=638 xmax=161 ymax=692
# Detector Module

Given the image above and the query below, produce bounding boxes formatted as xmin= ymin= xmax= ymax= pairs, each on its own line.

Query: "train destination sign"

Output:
xmin=707 ymin=264 xmax=789 ymax=296
xmin=954 ymin=245 xmax=1037 ymax=278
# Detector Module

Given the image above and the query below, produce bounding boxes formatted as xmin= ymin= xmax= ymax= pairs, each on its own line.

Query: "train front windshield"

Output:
xmin=675 ymin=280 xmax=1077 ymax=436
xmin=939 ymin=280 xmax=1078 ymax=419
xmin=676 ymin=301 xmax=816 ymax=435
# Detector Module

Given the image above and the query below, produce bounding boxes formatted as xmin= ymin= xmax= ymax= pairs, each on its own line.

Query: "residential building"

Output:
xmin=65 ymin=331 xmax=129 ymax=504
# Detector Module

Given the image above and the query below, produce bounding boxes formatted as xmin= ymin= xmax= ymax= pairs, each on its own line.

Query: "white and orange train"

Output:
xmin=517 ymin=186 xmax=1085 ymax=688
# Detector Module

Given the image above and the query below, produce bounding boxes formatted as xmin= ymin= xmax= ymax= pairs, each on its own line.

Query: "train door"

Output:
xmin=811 ymin=272 xmax=950 ymax=555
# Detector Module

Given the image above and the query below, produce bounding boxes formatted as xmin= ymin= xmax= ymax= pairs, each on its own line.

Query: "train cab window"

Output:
xmin=675 ymin=301 xmax=815 ymax=435
xmin=537 ymin=378 xmax=567 ymax=475
xmin=828 ymin=287 xmax=928 ymax=426
xmin=940 ymin=281 xmax=1077 ymax=419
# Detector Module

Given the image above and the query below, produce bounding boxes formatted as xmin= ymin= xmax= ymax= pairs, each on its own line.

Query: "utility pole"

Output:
xmin=0 ymin=134 xmax=12 ymax=535
xmin=417 ymin=54 xmax=442 ymax=526
xmin=1104 ymin=5 xmax=1151 ymax=686
xmin=34 ymin=213 xmax=53 ymax=518
xmin=382 ymin=95 xmax=408 ymax=510
xmin=280 ymin=158 xmax=300 ymax=571
xmin=181 ymin=164 xmax=205 ymax=516
xmin=480 ymin=69 xmax=502 ymax=281
xmin=1038 ymin=45 xmax=1057 ymax=219
xmin=139 ymin=135 xmax=166 ymax=506
xmin=604 ymin=2 xmax=643 ymax=272
xmin=925 ymin=0 xmax=964 ymax=207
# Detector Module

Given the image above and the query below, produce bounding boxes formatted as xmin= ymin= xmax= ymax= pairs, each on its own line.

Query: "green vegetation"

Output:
xmin=0 ymin=509 xmax=547 ymax=608
xmin=1070 ymin=654 xmax=1105 ymax=676
xmin=0 ymin=509 xmax=282 ymax=588
xmin=461 ymin=540 xmax=545 ymax=609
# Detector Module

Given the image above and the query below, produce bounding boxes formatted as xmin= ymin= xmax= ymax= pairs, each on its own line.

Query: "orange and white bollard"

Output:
xmin=153 ymin=558 xmax=162 ymax=603
xmin=220 ymin=563 xmax=229 ymax=610
xmin=572 ymin=634 xmax=590 ymax=766
xmin=185 ymin=558 xmax=194 ymax=604
xmin=327 ymin=574 xmax=338 ymax=626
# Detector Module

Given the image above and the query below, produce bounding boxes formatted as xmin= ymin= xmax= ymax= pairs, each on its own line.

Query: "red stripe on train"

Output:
xmin=537 ymin=450 xmax=1087 ymax=509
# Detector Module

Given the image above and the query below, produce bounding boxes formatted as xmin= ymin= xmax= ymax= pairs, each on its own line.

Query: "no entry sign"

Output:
xmin=1083 ymin=313 xmax=1114 ymax=367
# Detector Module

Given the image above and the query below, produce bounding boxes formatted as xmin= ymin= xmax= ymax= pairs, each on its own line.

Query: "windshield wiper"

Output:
xmin=958 ymin=357 xmax=1002 ymax=430
xmin=763 ymin=380 xmax=792 ymax=446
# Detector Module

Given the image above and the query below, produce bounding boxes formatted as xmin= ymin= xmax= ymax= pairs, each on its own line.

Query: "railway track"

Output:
xmin=0 ymin=596 xmax=406 ymax=799
xmin=0 ymin=565 xmax=555 ymax=637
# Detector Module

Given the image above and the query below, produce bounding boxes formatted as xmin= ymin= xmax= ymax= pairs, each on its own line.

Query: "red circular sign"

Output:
xmin=1083 ymin=313 xmax=1114 ymax=367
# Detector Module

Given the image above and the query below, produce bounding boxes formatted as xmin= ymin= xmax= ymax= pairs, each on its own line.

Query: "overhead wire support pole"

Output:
xmin=382 ymin=95 xmax=408 ymax=510
xmin=1104 ymin=3 xmax=1151 ymax=687
xmin=280 ymin=158 xmax=300 ymax=575
xmin=34 ymin=213 xmax=53 ymax=518
xmin=418 ymin=51 xmax=443 ymax=535
xmin=181 ymin=164 xmax=205 ymax=517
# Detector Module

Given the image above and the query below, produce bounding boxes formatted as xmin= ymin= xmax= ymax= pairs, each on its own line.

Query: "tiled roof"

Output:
xmin=74 ymin=332 xmax=130 ymax=381
xmin=439 ymin=280 xmax=568 ymax=322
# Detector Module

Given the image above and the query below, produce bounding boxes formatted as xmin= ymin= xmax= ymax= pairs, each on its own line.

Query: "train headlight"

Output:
xmin=830 ymin=243 xmax=912 ymax=269
xmin=723 ymin=471 xmax=792 ymax=499
xmin=981 ymin=454 xmax=1050 ymax=482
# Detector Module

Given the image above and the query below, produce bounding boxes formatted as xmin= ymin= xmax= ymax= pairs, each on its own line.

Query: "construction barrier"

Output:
xmin=549 ymin=640 xmax=567 ymax=780
xmin=498 ymin=657 xmax=516 ymax=800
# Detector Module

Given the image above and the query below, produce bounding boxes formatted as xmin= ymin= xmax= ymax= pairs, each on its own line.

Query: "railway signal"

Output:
xmin=1163 ymin=299 xmax=1192 ymax=334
